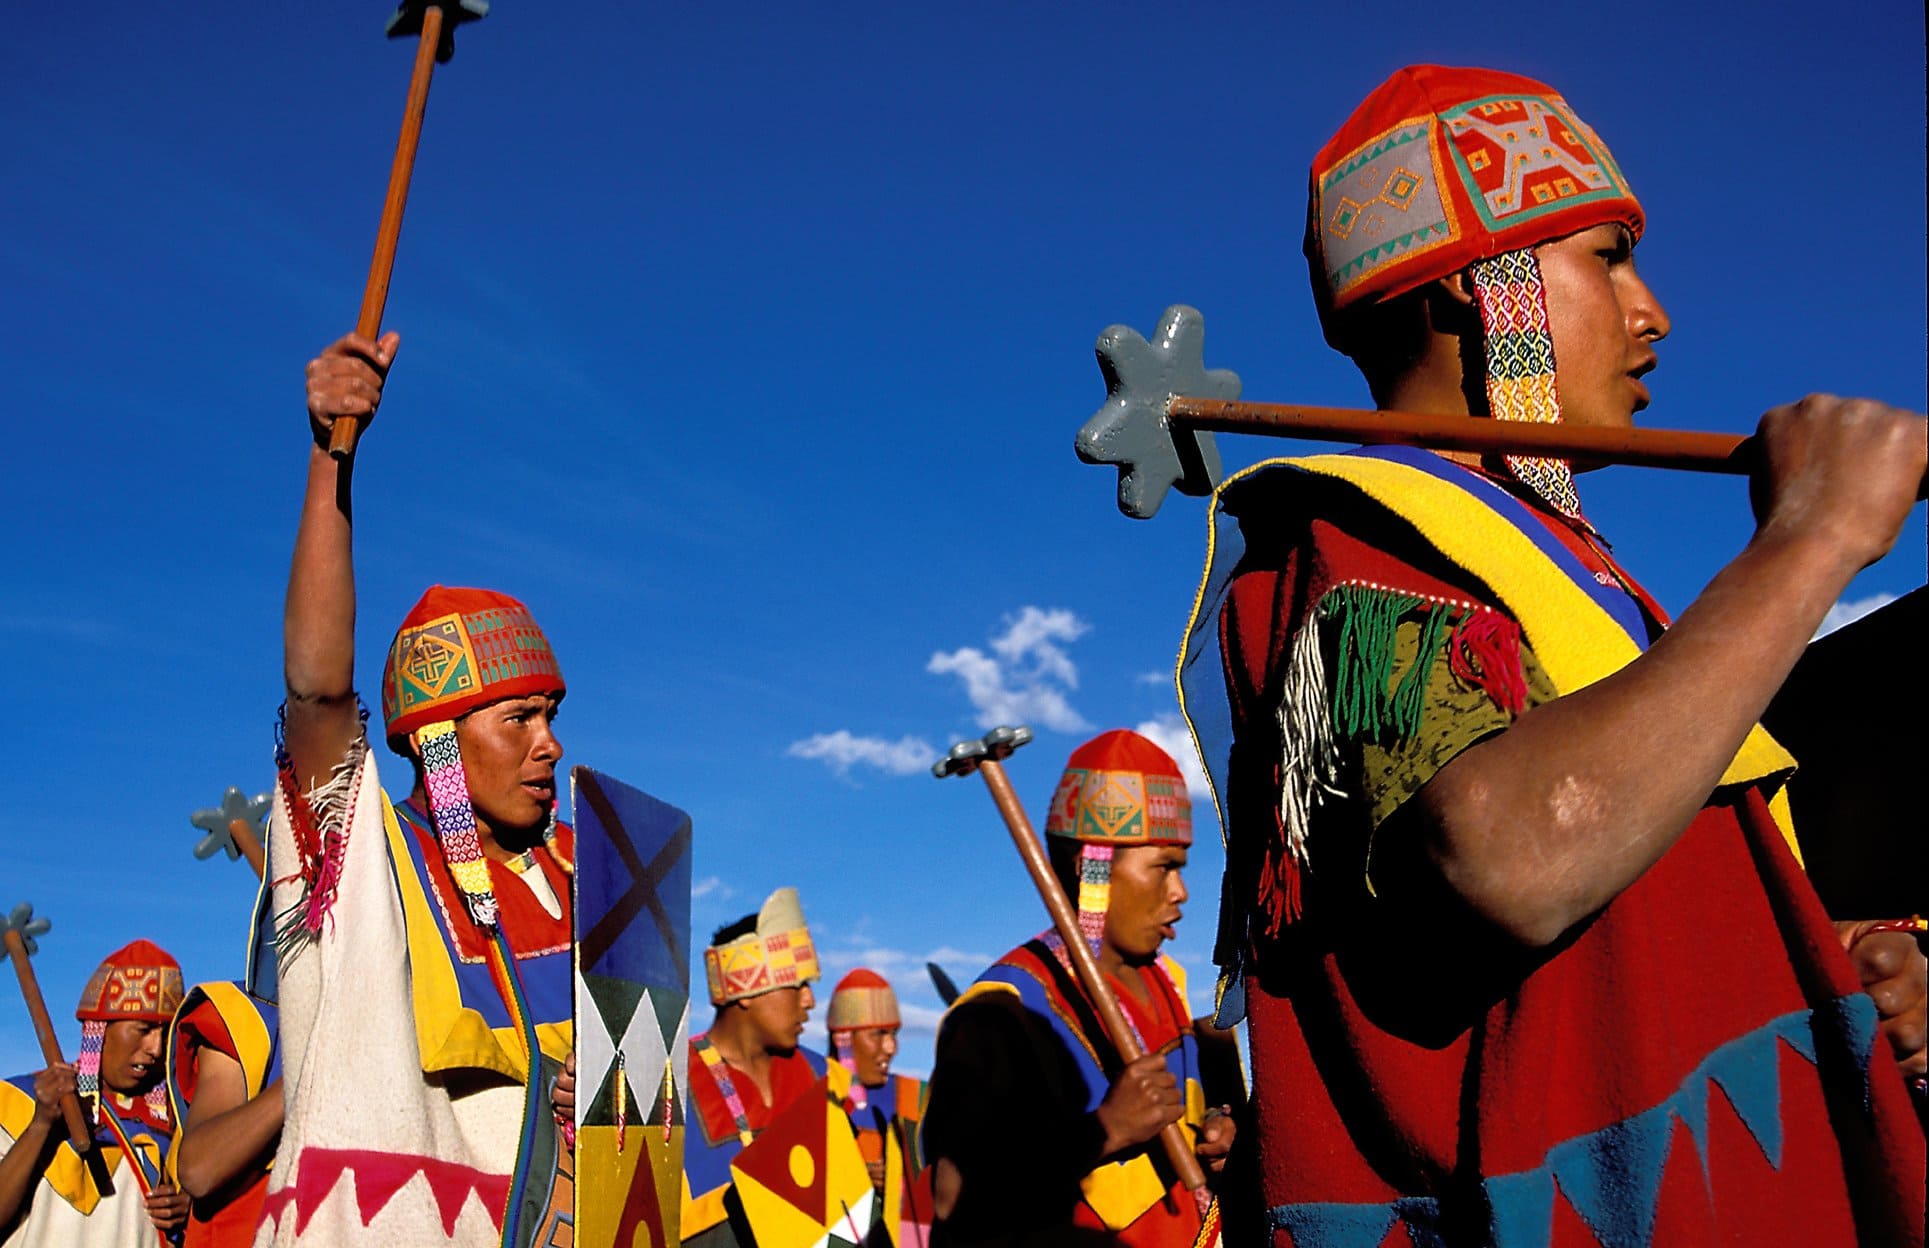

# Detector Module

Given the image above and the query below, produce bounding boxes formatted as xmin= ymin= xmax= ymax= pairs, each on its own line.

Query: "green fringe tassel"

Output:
xmin=1321 ymin=585 xmax=1460 ymax=743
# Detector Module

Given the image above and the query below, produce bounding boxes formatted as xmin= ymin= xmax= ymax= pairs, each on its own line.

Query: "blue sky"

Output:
xmin=2 ymin=3 xmax=1922 ymax=1079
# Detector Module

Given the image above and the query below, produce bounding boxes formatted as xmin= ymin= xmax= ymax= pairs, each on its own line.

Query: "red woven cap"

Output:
xmin=1306 ymin=64 xmax=1644 ymax=338
xmin=381 ymin=585 xmax=565 ymax=748
xmin=1044 ymin=729 xmax=1192 ymax=847
xmin=827 ymin=968 xmax=900 ymax=1031
xmin=75 ymin=939 xmax=184 ymax=1023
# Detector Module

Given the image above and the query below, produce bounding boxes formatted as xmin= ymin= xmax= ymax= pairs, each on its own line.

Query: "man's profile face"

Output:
xmin=849 ymin=1026 xmax=898 ymax=1088
xmin=742 ymin=981 xmax=815 ymax=1053
xmin=100 ymin=1019 xmax=165 ymax=1097
xmin=1102 ymin=843 xmax=1189 ymax=962
xmin=444 ymin=692 xmax=565 ymax=837
xmin=1536 ymin=222 xmax=1671 ymax=445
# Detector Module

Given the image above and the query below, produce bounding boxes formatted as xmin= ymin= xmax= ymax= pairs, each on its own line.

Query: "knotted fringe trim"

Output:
xmin=1327 ymin=585 xmax=1456 ymax=742
xmin=1448 ymin=607 xmax=1527 ymax=716
xmin=1257 ymin=584 xmax=1528 ymax=932
xmin=1263 ymin=614 xmax=1345 ymax=929
xmin=273 ymin=703 xmax=371 ymax=962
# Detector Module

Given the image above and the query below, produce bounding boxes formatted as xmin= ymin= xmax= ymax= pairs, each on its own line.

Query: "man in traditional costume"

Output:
xmin=1181 ymin=64 xmax=1928 ymax=1245
xmin=0 ymin=940 xmax=189 ymax=1246
xmin=683 ymin=887 xmax=834 ymax=1246
xmin=825 ymin=969 xmax=927 ymax=1194
xmin=255 ymin=332 xmax=576 ymax=1244
xmin=165 ymin=982 xmax=280 ymax=1247
xmin=923 ymin=729 xmax=1235 ymax=1246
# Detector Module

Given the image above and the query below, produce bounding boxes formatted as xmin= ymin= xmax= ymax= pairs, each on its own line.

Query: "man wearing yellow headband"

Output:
xmin=924 ymin=729 xmax=1235 ymax=1246
xmin=683 ymin=887 xmax=836 ymax=1246
xmin=256 ymin=333 xmax=578 ymax=1246
xmin=1182 ymin=64 xmax=1926 ymax=1243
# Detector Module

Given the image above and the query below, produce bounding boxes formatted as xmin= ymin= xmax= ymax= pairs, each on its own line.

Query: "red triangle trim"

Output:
xmin=254 ymin=1147 xmax=510 ymax=1238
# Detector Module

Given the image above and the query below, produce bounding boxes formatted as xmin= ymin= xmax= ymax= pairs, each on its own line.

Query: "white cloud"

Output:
xmin=787 ymin=731 xmax=938 ymax=777
xmin=1136 ymin=670 xmax=1171 ymax=687
xmin=928 ymin=607 xmax=1093 ymax=733
xmin=813 ymin=941 xmax=998 ymax=1032
xmin=1814 ymin=592 xmax=1897 ymax=640
xmin=896 ymin=1002 xmax=948 ymax=1037
xmin=691 ymin=875 xmax=732 ymax=900
xmin=1134 ymin=712 xmax=1212 ymax=800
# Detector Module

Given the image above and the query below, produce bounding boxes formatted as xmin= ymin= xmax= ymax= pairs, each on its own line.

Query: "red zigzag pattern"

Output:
xmin=256 ymin=1147 xmax=509 ymax=1238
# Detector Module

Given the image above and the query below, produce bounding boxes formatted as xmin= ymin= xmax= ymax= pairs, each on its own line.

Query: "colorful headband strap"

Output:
xmin=415 ymin=719 xmax=499 ymax=928
xmin=1469 ymin=247 xmax=1585 ymax=520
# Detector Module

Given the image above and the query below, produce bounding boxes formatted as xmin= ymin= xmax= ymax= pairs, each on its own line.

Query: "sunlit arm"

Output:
xmin=284 ymin=333 xmax=397 ymax=785
xmin=174 ymin=1049 xmax=283 ymax=1201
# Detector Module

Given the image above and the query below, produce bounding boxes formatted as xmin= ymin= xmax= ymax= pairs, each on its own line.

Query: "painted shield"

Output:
xmin=572 ymin=766 xmax=693 ymax=1246
xmin=730 ymin=1076 xmax=875 ymax=1248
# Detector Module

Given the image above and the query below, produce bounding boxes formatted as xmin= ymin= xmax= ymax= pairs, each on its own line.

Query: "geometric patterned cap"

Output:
xmin=1044 ymin=729 xmax=1191 ymax=848
xmin=1305 ymin=64 xmax=1643 ymax=342
xmin=380 ymin=584 xmax=565 ymax=751
xmin=703 ymin=887 xmax=821 ymax=1006
xmin=75 ymin=939 xmax=185 ymax=1023
xmin=826 ymin=968 xmax=900 ymax=1033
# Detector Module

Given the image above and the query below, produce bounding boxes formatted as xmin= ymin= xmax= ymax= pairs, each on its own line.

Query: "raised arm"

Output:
xmin=1400 ymin=395 xmax=1927 ymax=947
xmin=283 ymin=332 xmax=398 ymax=789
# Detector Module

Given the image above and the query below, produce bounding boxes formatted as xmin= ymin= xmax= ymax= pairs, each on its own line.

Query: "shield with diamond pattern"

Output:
xmin=572 ymin=766 xmax=694 ymax=1246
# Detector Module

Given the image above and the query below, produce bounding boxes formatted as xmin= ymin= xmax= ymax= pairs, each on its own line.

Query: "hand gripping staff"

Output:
xmin=1077 ymin=305 xmax=1929 ymax=519
xmin=188 ymin=786 xmax=272 ymax=880
xmin=0 ymin=903 xmax=95 ymax=1152
xmin=328 ymin=0 xmax=490 ymax=459
xmin=933 ymin=727 xmax=1211 ymax=1202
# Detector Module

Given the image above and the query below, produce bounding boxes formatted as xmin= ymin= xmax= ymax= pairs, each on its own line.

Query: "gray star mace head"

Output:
xmin=190 ymin=787 xmax=273 ymax=863
xmin=1076 ymin=305 xmax=1239 ymax=519
xmin=1 ymin=902 xmax=52 ymax=956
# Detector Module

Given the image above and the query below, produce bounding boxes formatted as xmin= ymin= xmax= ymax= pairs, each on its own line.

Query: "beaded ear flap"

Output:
xmin=75 ymin=1019 xmax=105 ymax=1125
xmin=1468 ymin=248 xmax=1587 ymax=522
xmin=1075 ymin=843 xmax=1115 ymax=954
xmin=413 ymin=719 xmax=500 ymax=928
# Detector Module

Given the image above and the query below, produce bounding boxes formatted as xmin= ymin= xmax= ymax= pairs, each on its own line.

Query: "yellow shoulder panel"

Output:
xmin=196 ymin=981 xmax=276 ymax=1097
xmin=0 ymin=1080 xmax=115 ymax=1216
xmin=1264 ymin=455 xmax=1802 ymax=862
xmin=382 ymin=793 xmax=533 ymax=1081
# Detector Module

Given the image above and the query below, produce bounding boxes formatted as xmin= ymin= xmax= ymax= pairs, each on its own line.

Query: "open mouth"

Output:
xmin=1627 ymin=357 xmax=1656 ymax=409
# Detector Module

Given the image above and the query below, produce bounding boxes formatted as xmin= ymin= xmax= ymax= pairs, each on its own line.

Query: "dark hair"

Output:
xmin=711 ymin=913 xmax=757 ymax=946
xmin=1327 ymin=280 xmax=1485 ymax=408
xmin=1327 ymin=287 xmax=1431 ymax=386
xmin=1047 ymin=836 xmax=1083 ymax=903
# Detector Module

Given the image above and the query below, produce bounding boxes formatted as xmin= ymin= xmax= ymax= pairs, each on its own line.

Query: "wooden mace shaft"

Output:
xmin=327 ymin=4 xmax=446 ymax=459
xmin=2 ymin=930 xmax=94 ymax=1152
xmin=1173 ymin=399 xmax=1929 ymax=500
xmin=1169 ymin=398 xmax=1753 ymax=472
xmin=227 ymin=818 xmax=266 ymax=881
xmin=974 ymin=759 xmax=1209 ymax=1196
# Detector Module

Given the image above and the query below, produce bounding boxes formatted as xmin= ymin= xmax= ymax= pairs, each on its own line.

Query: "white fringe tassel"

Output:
xmin=1275 ymin=617 xmax=1344 ymax=869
